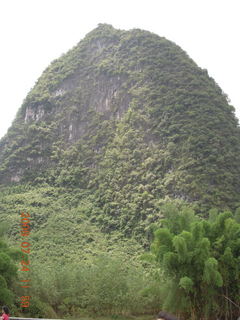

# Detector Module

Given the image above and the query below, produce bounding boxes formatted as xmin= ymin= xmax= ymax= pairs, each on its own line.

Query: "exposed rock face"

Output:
xmin=0 ymin=24 xmax=240 ymax=211
xmin=24 ymin=105 xmax=45 ymax=123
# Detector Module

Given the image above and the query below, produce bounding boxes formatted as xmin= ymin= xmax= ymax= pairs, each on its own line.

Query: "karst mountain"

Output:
xmin=0 ymin=23 xmax=240 ymax=257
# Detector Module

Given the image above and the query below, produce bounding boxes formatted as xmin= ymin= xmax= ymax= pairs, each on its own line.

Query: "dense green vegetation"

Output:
xmin=151 ymin=204 xmax=240 ymax=319
xmin=1 ymin=193 xmax=240 ymax=319
xmin=1 ymin=24 xmax=239 ymax=213
xmin=0 ymin=24 xmax=240 ymax=319
xmin=0 ymin=234 xmax=21 ymax=306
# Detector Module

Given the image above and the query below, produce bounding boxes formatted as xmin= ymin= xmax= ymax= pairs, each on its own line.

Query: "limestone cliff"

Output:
xmin=0 ymin=24 xmax=240 ymax=212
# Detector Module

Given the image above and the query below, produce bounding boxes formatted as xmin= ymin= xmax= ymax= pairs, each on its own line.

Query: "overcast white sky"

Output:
xmin=0 ymin=0 xmax=239 ymax=139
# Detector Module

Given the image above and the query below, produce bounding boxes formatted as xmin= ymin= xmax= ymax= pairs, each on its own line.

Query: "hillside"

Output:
xmin=0 ymin=22 xmax=240 ymax=254
xmin=1 ymin=23 xmax=240 ymax=319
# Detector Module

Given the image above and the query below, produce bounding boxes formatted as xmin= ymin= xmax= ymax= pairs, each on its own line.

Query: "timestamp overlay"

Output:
xmin=19 ymin=212 xmax=31 ymax=308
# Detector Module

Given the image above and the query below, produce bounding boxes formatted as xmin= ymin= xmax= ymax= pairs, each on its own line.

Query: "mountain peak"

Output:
xmin=0 ymin=25 xmax=239 ymax=212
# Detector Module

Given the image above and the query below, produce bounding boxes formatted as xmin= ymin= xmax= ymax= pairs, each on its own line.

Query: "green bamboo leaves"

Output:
xmin=151 ymin=205 xmax=240 ymax=319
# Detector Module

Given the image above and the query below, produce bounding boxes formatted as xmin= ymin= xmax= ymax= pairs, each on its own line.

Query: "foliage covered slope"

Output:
xmin=0 ymin=23 xmax=240 ymax=248
xmin=1 ymin=23 xmax=240 ymax=319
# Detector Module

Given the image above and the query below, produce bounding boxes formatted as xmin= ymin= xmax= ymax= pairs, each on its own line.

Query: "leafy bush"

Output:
xmin=151 ymin=205 xmax=240 ymax=319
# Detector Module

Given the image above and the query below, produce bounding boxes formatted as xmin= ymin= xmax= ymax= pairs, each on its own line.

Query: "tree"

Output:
xmin=0 ymin=236 xmax=20 ymax=305
xmin=151 ymin=205 xmax=240 ymax=320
